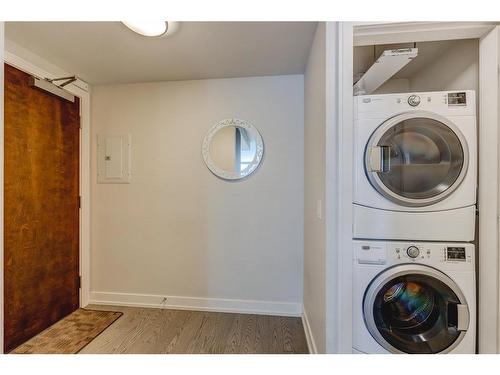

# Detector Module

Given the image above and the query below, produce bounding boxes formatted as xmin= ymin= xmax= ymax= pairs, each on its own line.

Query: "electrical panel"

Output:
xmin=97 ymin=134 xmax=131 ymax=184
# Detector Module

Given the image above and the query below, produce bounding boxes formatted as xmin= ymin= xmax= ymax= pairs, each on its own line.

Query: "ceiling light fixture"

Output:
xmin=122 ymin=21 xmax=179 ymax=37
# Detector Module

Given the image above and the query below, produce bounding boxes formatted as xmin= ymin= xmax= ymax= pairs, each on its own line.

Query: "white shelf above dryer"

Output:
xmin=353 ymin=48 xmax=418 ymax=96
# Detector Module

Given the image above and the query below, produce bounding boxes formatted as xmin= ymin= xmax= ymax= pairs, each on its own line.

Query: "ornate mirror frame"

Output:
xmin=202 ymin=118 xmax=264 ymax=180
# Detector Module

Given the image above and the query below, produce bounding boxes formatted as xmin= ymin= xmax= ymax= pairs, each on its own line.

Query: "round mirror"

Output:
xmin=202 ymin=118 xmax=264 ymax=180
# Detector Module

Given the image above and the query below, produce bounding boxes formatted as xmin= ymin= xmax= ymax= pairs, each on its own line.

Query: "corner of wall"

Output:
xmin=302 ymin=305 xmax=318 ymax=354
xmin=303 ymin=20 xmax=327 ymax=355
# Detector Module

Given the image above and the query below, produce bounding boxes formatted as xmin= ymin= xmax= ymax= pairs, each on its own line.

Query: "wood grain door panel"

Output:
xmin=4 ymin=64 xmax=80 ymax=352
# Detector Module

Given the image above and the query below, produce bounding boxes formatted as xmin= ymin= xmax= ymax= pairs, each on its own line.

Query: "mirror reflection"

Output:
xmin=210 ymin=126 xmax=257 ymax=174
xmin=202 ymin=119 xmax=264 ymax=180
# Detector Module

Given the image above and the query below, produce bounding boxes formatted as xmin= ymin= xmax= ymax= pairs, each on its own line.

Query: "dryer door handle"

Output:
xmin=368 ymin=146 xmax=391 ymax=173
xmin=448 ymin=303 xmax=470 ymax=331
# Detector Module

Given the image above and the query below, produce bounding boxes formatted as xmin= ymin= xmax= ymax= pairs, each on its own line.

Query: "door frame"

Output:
xmin=477 ymin=26 xmax=500 ymax=353
xmin=325 ymin=22 xmax=354 ymax=353
xmin=339 ymin=21 xmax=500 ymax=354
xmin=0 ymin=47 xmax=91 ymax=354
xmin=0 ymin=21 xmax=4 ymax=355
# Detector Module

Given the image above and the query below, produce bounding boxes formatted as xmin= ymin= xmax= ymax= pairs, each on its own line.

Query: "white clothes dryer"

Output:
xmin=353 ymin=91 xmax=477 ymax=241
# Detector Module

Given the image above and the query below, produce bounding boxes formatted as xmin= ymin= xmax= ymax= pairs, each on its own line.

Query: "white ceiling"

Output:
xmin=5 ymin=22 xmax=317 ymax=85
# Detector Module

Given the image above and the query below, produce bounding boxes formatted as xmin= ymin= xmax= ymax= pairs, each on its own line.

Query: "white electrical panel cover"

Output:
xmin=97 ymin=134 xmax=131 ymax=184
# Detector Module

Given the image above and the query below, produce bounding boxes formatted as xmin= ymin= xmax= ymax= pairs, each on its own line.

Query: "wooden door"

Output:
xmin=3 ymin=64 xmax=80 ymax=353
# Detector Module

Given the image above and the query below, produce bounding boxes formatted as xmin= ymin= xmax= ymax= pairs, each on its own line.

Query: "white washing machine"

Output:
xmin=353 ymin=240 xmax=476 ymax=354
xmin=354 ymin=91 xmax=477 ymax=241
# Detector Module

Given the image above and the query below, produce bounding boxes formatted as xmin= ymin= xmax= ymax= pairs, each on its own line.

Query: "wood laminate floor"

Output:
xmin=79 ymin=305 xmax=309 ymax=354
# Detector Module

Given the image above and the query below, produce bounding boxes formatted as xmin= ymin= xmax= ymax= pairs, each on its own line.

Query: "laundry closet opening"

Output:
xmin=351 ymin=35 xmax=480 ymax=354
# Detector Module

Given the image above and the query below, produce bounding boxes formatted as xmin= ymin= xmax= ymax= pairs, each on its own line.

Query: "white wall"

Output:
xmin=90 ymin=75 xmax=304 ymax=315
xmin=410 ymin=39 xmax=478 ymax=93
xmin=303 ymin=23 xmax=326 ymax=353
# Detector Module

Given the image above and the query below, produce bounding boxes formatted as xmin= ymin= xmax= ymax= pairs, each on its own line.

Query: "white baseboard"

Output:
xmin=89 ymin=291 xmax=302 ymax=317
xmin=302 ymin=306 xmax=318 ymax=354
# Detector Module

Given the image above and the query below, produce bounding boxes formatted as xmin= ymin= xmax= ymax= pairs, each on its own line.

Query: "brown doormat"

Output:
xmin=10 ymin=308 xmax=122 ymax=354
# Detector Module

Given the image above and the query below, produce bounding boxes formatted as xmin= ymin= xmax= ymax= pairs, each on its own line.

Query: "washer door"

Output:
xmin=363 ymin=264 xmax=470 ymax=354
xmin=364 ymin=111 xmax=468 ymax=207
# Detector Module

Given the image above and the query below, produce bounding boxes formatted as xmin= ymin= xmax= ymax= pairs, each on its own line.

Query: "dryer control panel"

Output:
xmin=354 ymin=90 xmax=476 ymax=119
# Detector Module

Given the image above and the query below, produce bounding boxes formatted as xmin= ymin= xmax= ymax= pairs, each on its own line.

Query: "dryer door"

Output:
xmin=364 ymin=111 xmax=468 ymax=207
xmin=363 ymin=264 xmax=470 ymax=354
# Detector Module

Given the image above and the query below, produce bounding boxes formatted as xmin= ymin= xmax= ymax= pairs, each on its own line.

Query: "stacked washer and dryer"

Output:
xmin=352 ymin=91 xmax=477 ymax=354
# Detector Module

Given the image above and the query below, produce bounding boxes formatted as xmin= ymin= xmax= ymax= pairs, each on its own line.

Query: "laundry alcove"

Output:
xmin=342 ymin=22 xmax=500 ymax=354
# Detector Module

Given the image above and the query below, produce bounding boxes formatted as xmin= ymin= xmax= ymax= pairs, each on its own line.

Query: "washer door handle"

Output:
xmin=368 ymin=146 xmax=390 ymax=173
xmin=448 ymin=303 xmax=469 ymax=331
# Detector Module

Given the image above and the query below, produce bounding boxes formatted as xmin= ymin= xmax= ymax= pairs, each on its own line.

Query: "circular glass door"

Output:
xmin=364 ymin=111 xmax=468 ymax=207
xmin=363 ymin=265 xmax=469 ymax=354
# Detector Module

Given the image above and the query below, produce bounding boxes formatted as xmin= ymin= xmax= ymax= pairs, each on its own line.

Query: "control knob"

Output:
xmin=408 ymin=95 xmax=421 ymax=107
xmin=406 ymin=246 xmax=420 ymax=258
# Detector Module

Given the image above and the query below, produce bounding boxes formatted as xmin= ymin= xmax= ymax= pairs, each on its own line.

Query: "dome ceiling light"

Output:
xmin=122 ymin=21 xmax=179 ymax=37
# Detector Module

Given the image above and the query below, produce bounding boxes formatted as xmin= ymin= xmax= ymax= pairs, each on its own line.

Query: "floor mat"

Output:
xmin=10 ymin=308 xmax=122 ymax=354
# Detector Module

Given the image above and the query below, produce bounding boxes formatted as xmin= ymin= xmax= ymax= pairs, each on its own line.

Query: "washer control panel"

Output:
xmin=354 ymin=241 xmax=474 ymax=270
xmin=393 ymin=244 xmax=431 ymax=262
xmin=446 ymin=246 xmax=467 ymax=261
xmin=406 ymin=245 xmax=420 ymax=258
xmin=389 ymin=242 xmax=473 ymax=266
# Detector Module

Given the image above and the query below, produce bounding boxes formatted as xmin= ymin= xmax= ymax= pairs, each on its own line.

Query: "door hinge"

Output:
xmin=77 ymin=276 xmax=81 ymax=289
xmin=78 ymin=196 xmax=81 ymax=209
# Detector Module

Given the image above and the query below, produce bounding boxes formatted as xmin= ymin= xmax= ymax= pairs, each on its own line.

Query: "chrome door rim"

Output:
xmin=363 ymin=264 xmax=469 ymax=354
xmin=364 ymin=111 xmax=469 ymax=207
